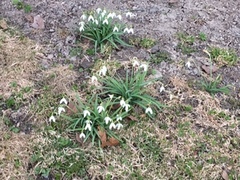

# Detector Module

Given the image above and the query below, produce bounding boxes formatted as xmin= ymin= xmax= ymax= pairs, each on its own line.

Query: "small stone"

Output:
xmin=150 ymin=45 xmax=160 ymax=54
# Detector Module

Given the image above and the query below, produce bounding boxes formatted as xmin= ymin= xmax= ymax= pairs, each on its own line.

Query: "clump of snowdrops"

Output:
xmin=79 ymin=8 xmax=135 ymax=53
xmin=49 ymin=59 xmax=163 ymax=145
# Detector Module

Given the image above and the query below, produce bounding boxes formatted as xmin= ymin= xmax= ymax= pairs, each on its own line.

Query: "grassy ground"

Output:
xmin=0 ymin=26 xmax=239 ymax=180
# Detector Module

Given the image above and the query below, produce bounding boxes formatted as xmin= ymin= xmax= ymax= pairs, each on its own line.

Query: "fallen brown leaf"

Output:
xmin=98 ymin=127 xmax=120 ymax=148
xmin=32 ymin=15 xmax=45 ymax=29
xmin=98 ymin=126 xmax=107 ymax=148
xmin=106 ymin=137 xmax=119 ymax=146
xmin=222 ymin=170 xmax=229 ymax=180
xmin=0 ymin=19 xmax=8 ymax=30
xmin=201 ymin=65 xmax=218 ymax=74
xmin=127 ymin=115 xmax=138 ymax=121
xmin=67 ymin=101 xmax=78 ymax=115
xmin=25 ymin=14 xmax=34 ymax=23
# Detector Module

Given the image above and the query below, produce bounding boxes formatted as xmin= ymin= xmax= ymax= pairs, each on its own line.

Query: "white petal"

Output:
xmin=123 ymin=28 xmax=129 ymax=33
xmin=109 ymin=122 xmax=116 ymax=130
xmin=91 ymin=76 xmax=98 ymax=83
xmin=160 ymin=85 xmax=165 ymax=93
xmin=128 ymin=28 xmax=134 ymax=34
xmin=79 ymin=132 xmax=86 ymax=139
xmin=145 ymin=107 xmax=153 ymax=114
xmin=96 ymin=8 xmax=102 ymax=14
xmin=60 ymin=98 xmax=68 ymax=105
xmin=58 ymin=107 xmax=65 ymax=115
xmin=49 ymin=115 xmax=56 ymax=122
xmin=83 ymin=110 xmax=90 ymax=117
xmin=103 ymin=19 xmax=108 ymax=24
xmin=88 ymin=15 xmax=94 ymax=22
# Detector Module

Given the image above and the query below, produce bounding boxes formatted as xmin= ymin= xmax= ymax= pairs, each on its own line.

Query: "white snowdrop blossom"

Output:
xmin=85 ymin=122 xmax=92 ymax=131
xmin=116 ymin=114 xmax=122 ymax=121
xmin=113 ymin=26 xmax=119 ymax=32
xmin=80 ymin=14 xmax=87 ymax=20
xmin=97 ymin=105 xmax=105 ymax=113
xmin=79 ymin=21 xmax=85 ymax=32
xmin=99 ymin=66 xmax=107 ymax=76
xmin=104 ymin=117 xmax=112 ymax=124
xmin=91 ymin=75 xmax=98 ymax=83
xmin=128 ymin=28 xmax=134 ymax=34
xmin=79 ymin=132 xmax=86 ymax=139
xmin=116 ymin=122 xmax=123 ymax=130
xmin=60 ymin=98 xmax=68 ymax=105
xmin=160 ymin=85 xmax=165 ymax=93
xmin=95 ymin=20 xmax=99 ymax=25
xmin=96 ymin=8 xmax=102 ymax=14
xmin=123 ymin=27 xmax=129 ymax=33
xmin=109 ymin=122 xmax=116 ymax=130
xmin=124 ymin=103 xmax=130 ymax=112
xmin=108 ymin=94 xmax=114 ymax=100
xmin=123 ymin=27 xmax=134 ymax=34
xmin=58 ymin=107 xmax=65 ymax=115
xmin=140 ymin=63 xmax=148 ymax=71
xmin=107 ymin=12 xmax=116 ymax=19
xmin=126 ymin=12 xmax=135 ymax=18
xmin=101 ymin=10 xmax=107 ymax=17
xmin=132 ymin=59 xmax=140 ymax=67
xmin=79 ymin=26 xmax=84 ymax=32
xmin=145 ymin=107 xmax=153 ymax=114
xmin=83 ymin=110 xmax=90 ymax=117
xmin=88 ymin=15 xmax=94 ymax=22
xmin=120 ymin=98 xmax=126 ymax=107
xmin=186 ymin=61 xmax=191 ymax=69
xmin=103 ymin=19 xmax=108 ymax=25
xmin=49 ymin=115 xmax=56 ymax=123
xmin=117 ymin=14 xmax=122 ymax=20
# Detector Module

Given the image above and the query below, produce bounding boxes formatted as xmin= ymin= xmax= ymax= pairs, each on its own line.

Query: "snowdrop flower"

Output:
xmin=49 ymin=115 xmax=56 ymax=123
xmin=113 ymin=26 xmax=119 ymax=32
xmin=79 ymin=21 xmax=85 ymax=26
xmin=79 ymin=26 xmax=84 ymax=32
xmin=128 ymin=28 xmax=134 ymax=34
xmin=58 ymin=107 xmax=65 ymax=115
xmin=85 ymin=122 xmax=92 ymax=131
xmin=83 ymin=110 xmax=90 ymax=117
xmin=132 ymin=59 xmax=140 ymax=67
xmin=116 ymin=114 xmax=122 ymax=121
xmin=160 ymin=85 xmax=165 ymax=93
xmin=126 ymin=12 xmax=135 ymax=18
xmin=99 ymin=66 xmax=107 ymax=76
xmin=117 ymin=14 xmax=122 ymax=20
xmin=123 ymin=27 xmax=134 ymax=34
xmin=107 ymin=12 xmax=116 ymax=19
xmin=60 ymin=97 xmax=68 ymax=105
xmin=79 ymin=21 xmax=85 ymax=32
xmin=140 ymin=63 xmax=148 ymax=71
xmin=101 ymin=10 xmax=107 ymax=17
xmin=116 ymin=122 xmax=123 ymax=130
xmin=120 ymin=98 xmax=126 ymax=107
xmin=103 ymin=19 xmax=108 ymax=25
xmin=108 ymin=94 xmax=114 ymax=100
xmin=104 ymin=117 xmax=112 ymax=124
xmin=145 ymin=107 xmax=153 ymax=114
xmin=96 ymin=8 xmax=102 ymax=14
xmin=95 ymin=20 xmax=99 ymax=25
xmin=80 ymin=14 xmax=87 ymax=20
xmin=186 ymin=61 xmax=191 ymax=69
xmin=124 ymin=103 xmax=130 ymax=112
xmin=88 ymin=15 xmax=94 ymax=22
xmin=97 ymin=105 xmax=105 ymax=113
xmin=123 ymin=27 xmax=129 ymax=33
xmin=109 ymin=122 xmax=116 ymax=130
xmin=79 ymin=132 xmax=86 ymax=139
xmin=91 ymin=75 xmax=98 ymax=83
